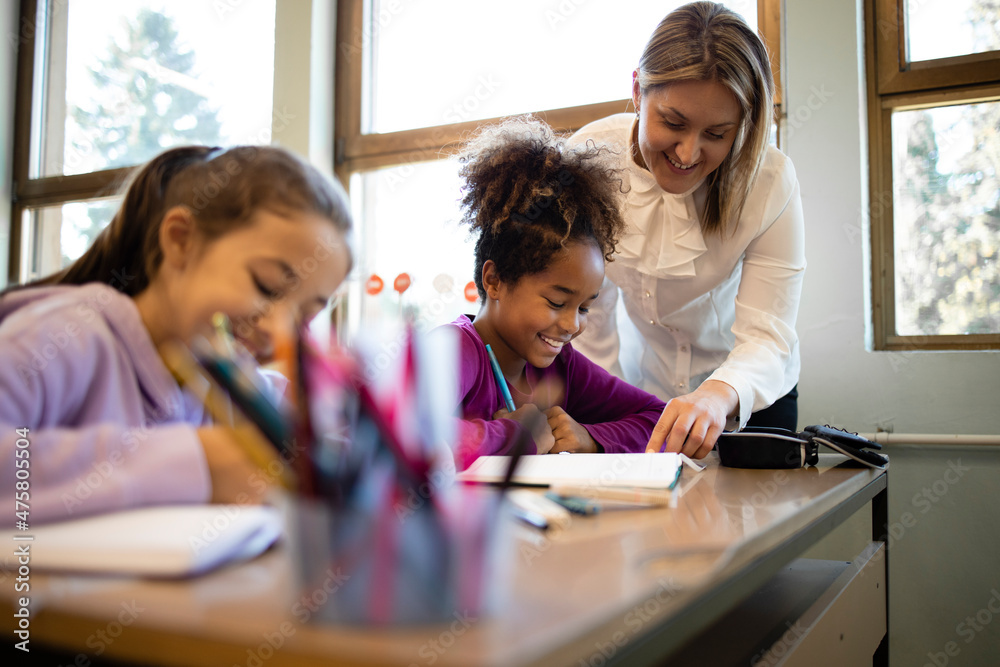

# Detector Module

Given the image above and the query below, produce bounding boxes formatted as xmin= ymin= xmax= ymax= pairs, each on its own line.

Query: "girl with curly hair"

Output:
xmin=440 ymin=117 xmax=666 ymax=466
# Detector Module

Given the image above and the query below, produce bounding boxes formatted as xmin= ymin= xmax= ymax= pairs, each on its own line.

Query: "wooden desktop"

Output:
xmin=3 ymin=453 xmax=887 ymax=666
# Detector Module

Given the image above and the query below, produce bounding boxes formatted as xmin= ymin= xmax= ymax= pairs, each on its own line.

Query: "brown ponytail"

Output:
xmin=31 ymin=145 xmax=352 ymax=296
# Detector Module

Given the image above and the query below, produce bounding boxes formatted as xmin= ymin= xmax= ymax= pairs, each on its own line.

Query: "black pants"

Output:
xmin=746 ymin=384 xmax=799 ymax=432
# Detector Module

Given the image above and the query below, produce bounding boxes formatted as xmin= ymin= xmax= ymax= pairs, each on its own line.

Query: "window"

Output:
xmin=866 ymin=0 xmax=1000 ymax=350
xmin=335 ymin=0 xmax=783 ymax=333
xmin=8 ymin=0 xmax=277 ymax=287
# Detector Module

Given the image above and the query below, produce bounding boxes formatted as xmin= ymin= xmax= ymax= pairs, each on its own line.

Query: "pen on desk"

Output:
xmin=544 ymin=491 xmax=600 ymax=515
xmin=485 ymin=344 xmax=516 ymax=413
xmin=549 ymin=484 xmax=675 ymax=507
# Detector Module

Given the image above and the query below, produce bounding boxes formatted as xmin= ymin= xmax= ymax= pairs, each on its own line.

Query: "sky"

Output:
xmin=906 ymin=0 xmax=980 ymax=61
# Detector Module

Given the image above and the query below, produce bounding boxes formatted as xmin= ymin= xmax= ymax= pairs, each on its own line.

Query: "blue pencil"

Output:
xmin=485 ymin=344 xmax=516 ymax=413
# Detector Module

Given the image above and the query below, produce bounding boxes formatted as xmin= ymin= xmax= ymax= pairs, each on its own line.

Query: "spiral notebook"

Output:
xmin=3 ymin=505 xmax=283 ymax=578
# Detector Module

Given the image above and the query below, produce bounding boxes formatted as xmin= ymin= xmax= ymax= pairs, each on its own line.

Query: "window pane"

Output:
xmin=20 ymin=200 xmax=121 ymax=283
xmin=905 ymin=0 xmax=1000 ymax=63
xmin=368 ymin=0 xmax=757 ymax=134
xmin=348 ymin=161 xmax=478 ymax=332
xmin=34 ymin=0 xmax=276 ymax=178
xmin=891 ymin=102 xmax=1000 ymax=336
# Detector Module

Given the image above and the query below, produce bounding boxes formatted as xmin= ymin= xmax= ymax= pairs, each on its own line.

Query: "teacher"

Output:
xmin=571 ymin=1 xmax=805 ymax=459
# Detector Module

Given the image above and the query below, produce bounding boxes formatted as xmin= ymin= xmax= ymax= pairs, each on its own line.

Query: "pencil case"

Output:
xmin=716 ymin=425 xmax=888 ymax=469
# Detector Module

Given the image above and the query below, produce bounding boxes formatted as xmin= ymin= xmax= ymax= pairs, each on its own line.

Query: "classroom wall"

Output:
xmin=784 ymin=0 xmax=1000 ymax=664
xmin=785 ymin=0 xmax=1000 ymax=438
xmin=272 ymin=0 xmax=335 ymax=167
xmin=0 ymin=2 xmax=17 ymax=288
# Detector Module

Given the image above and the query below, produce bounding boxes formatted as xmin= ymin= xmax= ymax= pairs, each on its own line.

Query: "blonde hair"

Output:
xmin=636 ymin=1 xmax=774 ymax=236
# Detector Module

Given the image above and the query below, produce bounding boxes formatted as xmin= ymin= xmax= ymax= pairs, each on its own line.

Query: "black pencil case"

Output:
xmin=716 ymin=425 xmax=888 ymax=469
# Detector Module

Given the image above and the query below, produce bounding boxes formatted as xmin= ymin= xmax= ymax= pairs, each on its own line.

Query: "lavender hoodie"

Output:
xmin=0 ymin=284 xmax=211 ymax=525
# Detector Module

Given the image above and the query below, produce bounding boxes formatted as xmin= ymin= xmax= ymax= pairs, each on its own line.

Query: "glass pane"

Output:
xmin=368 ymin=0 xmax=757 ymax=134
xmin=905 ymin=0 xmax=1000 ymax=63
xmin=891 ymin=102 xmax=1000 ymax=336
xmin=20 ymin=199 xmax=121 ymax=283
xmin=348 ymin=161 xmax=478 ymax=332
xmin=35 ymin=0 xmax=276 ymax=178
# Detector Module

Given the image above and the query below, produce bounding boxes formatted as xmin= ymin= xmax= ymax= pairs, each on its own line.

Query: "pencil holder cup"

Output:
xmin=293 ymin=482 xmax=508 ymax=626
xmin=289 ymin=322 xmax=510 ymax=625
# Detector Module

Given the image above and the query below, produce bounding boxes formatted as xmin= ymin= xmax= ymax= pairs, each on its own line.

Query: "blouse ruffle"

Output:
xmin=617 ymin=132 xmax=708 ymax=278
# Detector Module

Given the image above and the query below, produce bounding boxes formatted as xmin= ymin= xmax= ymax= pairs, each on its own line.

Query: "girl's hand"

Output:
xmin=544 ymin=406 xmax=599 ymax=453
xmin=197 ymin=426 xmax=274 ymax=504
xmin=645 ymin=380 xmax=738 ymax=459
xmin=493 ymin=404 xmax=555 ymax=454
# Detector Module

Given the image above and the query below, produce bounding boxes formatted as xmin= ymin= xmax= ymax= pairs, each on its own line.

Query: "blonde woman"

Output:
xmin=572 ymin=1 xmax=805 ymax=459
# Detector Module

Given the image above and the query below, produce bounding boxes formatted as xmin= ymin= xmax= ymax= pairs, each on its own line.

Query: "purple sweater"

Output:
xmin=0 ymin=284 xmax=212 ymax=525
xmin=443 ymin=315 xmax=665 ymax=466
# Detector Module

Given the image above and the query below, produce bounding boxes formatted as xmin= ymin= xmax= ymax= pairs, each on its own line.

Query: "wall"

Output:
xmin=272 ymin=0 xmax=336 ymax=169
xmin=784 ymin=0 xmax=1000 ymax=664
xmin=785 ymin=0 xmax=1000 ymax=437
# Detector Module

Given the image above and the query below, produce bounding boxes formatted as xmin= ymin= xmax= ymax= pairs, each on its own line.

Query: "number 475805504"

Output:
xmin=14 ymin=428 xmax=30 ymax=518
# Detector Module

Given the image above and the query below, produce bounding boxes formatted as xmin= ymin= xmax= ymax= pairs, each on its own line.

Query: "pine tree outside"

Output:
xmin=889 ymin=0 xmax=1000 ymax=336
xmin=28 ymin=0 xmax=275 ymax=273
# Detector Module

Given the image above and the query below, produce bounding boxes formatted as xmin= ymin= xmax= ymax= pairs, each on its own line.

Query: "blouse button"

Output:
xmin=681 ymin=345 xmax=689 ymax=353
xmin=644 ymin=290 xmax=651 ymax=298
xmin=649 ymin=319 xmax=655 ymax=326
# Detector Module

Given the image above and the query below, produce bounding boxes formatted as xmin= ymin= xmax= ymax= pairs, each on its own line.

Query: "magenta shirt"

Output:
xmin=442 ymin=315 xmax=666 ymax=467
xmin=0 ymin=284 xmax=212 ymax=525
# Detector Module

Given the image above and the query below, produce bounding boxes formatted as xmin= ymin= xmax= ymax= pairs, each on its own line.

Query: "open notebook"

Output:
xmin=3 ymin=505 xmax=283 ymax=578
xmin=458 ymin=452 xmax=701 ymax=488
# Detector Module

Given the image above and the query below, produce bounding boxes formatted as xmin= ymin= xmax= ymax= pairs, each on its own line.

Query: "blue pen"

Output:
xmin=485 ymin=344 xmax=516 ymax=413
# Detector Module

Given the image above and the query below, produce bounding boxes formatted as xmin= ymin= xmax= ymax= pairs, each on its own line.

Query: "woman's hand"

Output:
xmin=646 ymin=380 xmax=738 ymax=459
xmin=544 ymin=406 xmax=599 ymax=453
xmin=198 ymin=426 xmax=276 ymax=504
xmin=494 ymin=404 xmax=556 ymax=454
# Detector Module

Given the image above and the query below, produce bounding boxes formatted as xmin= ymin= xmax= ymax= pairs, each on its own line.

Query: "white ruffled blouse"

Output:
xmin=570 ymin=114 xmax=806 ymax=429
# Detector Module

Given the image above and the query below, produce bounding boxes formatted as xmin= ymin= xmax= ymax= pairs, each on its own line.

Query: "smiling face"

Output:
xmin=632 ymin=78 xmax=741 ymax=194
xmin=475 ymin=240 xmax=605 ymax=379
xmin=151 ymin=207 xmax=351 ymax=363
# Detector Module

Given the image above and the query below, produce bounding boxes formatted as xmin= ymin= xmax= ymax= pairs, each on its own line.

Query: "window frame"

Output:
xmin=865 ymin=0 xmax=1000 ymax=351
xmin=8 ymin=0 xmax=302 ymax=288
xmin=8 ymin=0 xmax=130 ymax=284
xmin=334 ymin=0 xmax=783 ymax=335
xmin=334 ymin=0 xmax=785 ymax=184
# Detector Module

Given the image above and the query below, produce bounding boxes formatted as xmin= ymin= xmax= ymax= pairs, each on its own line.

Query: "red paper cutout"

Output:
xmin=393 ymin=273 xmax=412 ymax=294
xmin=365 ymin=274 xmax=384 ymax=295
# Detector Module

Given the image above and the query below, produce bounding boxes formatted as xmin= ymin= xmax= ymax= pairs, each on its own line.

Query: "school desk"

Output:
xmin=2 ymin=453 xmax=887 ymax=666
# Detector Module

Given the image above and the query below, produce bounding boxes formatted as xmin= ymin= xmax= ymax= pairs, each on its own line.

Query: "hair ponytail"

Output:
xmin=37 ymin=146 xmax=218 ymax=295
xmin=25 ymin=144 xmax=352 ymax=296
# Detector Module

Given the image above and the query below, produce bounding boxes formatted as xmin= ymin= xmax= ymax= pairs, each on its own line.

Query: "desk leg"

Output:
xmin=872 ymin=482 xmax=889 ymax=667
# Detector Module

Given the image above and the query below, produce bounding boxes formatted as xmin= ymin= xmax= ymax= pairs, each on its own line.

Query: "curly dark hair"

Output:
xmin=458 ymin=116 xmax=625 ymax=300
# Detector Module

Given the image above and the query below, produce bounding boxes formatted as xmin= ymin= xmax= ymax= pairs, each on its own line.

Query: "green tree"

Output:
xmin=896 ymin=0 xmax=1000 ymax=335
xmin=63 ymin=8 xmax=222 ymax=264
